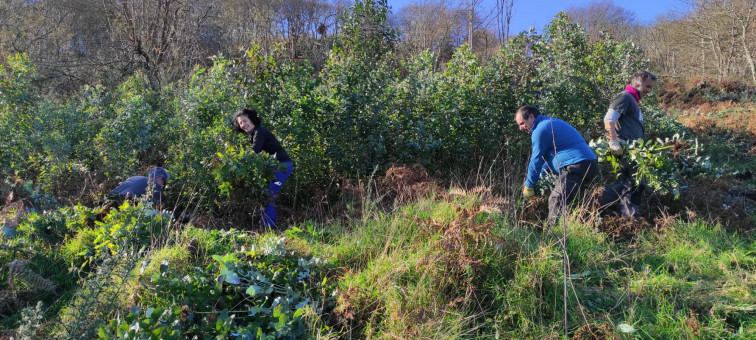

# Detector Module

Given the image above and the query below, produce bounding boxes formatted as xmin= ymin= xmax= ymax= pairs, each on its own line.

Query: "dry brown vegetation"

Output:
xmin=572 ymin=323 xmax=616 ymax=340
xmin=658 ymin=79 xmax=756 ymax=139
xmin=378 ymin=163 xmax=438 ymax=205
xmin=648 ymin=178 xmax=756 ymax=233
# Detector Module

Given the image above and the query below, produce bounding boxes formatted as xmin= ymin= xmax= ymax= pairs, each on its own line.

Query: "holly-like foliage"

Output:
xmin=591 ymin=134 xmax=714 ymax=198
xmin=0 ymin=7 xmax=653 ymax=217
xmin=99 ymin=236 xmax=332 ymax=339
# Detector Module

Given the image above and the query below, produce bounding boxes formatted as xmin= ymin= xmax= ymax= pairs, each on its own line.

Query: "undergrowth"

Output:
xmin=0 ymin=174 xmax=754 ymax=339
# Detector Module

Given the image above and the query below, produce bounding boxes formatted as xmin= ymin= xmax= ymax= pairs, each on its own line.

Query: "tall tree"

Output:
xmin=495 ymin=0 xmax=514 ymax=43
xmin=565 ymin=0 xmax=637 ymax=42
xmin=718 ymin=0 xmax=756 ymax=84
xmin=462 ymin=0 xmax=483 ymax=49
xmin=394 ymin=0 xmax=464 ymax=63
xmin=99 ymin=0 xmax=218 ymax=89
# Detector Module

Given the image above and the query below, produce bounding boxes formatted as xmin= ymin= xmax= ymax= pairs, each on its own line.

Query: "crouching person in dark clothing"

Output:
xmin=108 ymin=167 xmax=170 ymax=210
xmin=515 ymin=106 xmax=599 ymax=226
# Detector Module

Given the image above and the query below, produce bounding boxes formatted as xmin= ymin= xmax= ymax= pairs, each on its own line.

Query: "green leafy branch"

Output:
xmin=590 ymin=134 xmax=714 ymax=199
xmin=210 ymin=143 xmax=277 ymax=202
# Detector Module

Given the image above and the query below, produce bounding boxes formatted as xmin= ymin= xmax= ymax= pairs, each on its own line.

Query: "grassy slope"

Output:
xmin=1 ymin=178 xmax=754 ymax=339
xmin=289 ymin=188 xmax=756 ymax=339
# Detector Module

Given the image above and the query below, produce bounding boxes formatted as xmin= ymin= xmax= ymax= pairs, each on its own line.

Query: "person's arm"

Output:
xmin=604 ymin=121 xmax=619 ymax=141
xmin=250 ymin=128 xmax=266 ymax=154
xmin=525 ymin=126 xmax=550 ymax=189
xmin=604 ymin=95 xmax=629 ymax=155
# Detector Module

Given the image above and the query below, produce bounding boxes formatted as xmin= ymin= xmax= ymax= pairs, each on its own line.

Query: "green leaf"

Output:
xmin=617 ymin=323 xmax=635 ymax=333
xmin=246 ymin=284 xmax=263 ymax=296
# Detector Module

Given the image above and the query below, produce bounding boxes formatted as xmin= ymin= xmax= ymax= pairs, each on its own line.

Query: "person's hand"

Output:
xmin=523 ymin=187 xmax=535 ymax=199
xmin=609 ymin=140 xmax=623 ymax=156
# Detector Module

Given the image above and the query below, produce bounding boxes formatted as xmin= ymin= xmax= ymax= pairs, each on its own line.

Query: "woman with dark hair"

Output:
xmin=233 ymin=108 xmax=294 ymax=227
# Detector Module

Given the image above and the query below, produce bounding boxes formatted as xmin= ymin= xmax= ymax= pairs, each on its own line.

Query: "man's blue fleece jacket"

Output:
xmin=525 ymin=115 xmax=597 ymax=188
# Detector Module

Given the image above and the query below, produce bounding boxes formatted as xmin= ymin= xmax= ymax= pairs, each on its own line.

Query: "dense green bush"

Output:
xmin=99 ymin=235 xmax=331 ymax=339
xmin=0 ymin=54 xmax=39 ymax=175
xmin=1 ymin=3 xmax=650 ymax=215
xmin=94 ymin=74 xmax=173 ymax=178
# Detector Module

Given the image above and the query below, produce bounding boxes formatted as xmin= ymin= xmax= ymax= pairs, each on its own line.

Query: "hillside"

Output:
xmin=1 ymin=5 xmax=755 ymax=339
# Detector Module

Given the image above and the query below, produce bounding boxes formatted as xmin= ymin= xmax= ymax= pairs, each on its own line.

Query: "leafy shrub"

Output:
xmin=0 ymin=4 xmax=654 ymax=221
xmin=94 ymin=74 xmax=172 ymax=178
xmin=16 ymin=211 xmax=67 ymax=245
xmin=34 ymin=202 xmax=169 ymax=271
xmin=591 ymin=134 xmax=714 ymax=198
xmin=100 ymin=306 xmax=184 ymax=339
xmin=59 ymin=228 xmax=98 ymax=270
xmin=0 ymin=53 xmax=37 ymax=111
xmin=240 ymin=46 xmax=330 ymax=193
xmin=166 ymin=56 xmax=248 ymax=214
xmin=211 ymin=143 xmax=275 ymax=204
xmin=0 ymin=54 xmax=38 ymax=175
xmin=519 ymin=13 xmax=646 ymax=134
xmin=101 ymin=235 xmax=332 ymax=339
xmin=642 ymin=105 xmax=690 ymax=139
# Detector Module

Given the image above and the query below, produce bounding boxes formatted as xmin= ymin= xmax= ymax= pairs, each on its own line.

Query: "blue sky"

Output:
xmin=385 ymin=0 xmax=686 ymax=35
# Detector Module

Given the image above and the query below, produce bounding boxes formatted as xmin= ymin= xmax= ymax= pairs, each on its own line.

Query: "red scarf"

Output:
xmin=625 ymin=85 xmax=640 ymax=102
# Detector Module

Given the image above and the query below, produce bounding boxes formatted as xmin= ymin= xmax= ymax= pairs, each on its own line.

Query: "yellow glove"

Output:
xmin=609 ymin=140 xmax=624 ymax=156
xmin=523 ymin=187 xmax=535 ymax=199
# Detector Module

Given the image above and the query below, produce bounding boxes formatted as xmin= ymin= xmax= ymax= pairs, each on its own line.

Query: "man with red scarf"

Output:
xmin=597 ymin=70 xmax=657 ymax=219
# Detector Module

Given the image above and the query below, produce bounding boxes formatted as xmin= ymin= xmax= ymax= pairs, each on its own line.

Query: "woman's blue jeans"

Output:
xmin=262 ymin=162 xmax=293 ymax=227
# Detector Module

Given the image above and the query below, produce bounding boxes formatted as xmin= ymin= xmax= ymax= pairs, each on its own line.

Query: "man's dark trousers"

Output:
xmin=595 ymin=159 xmax=646 ymax=218
xmin=548 ymin=159 xmax=600 ymax=225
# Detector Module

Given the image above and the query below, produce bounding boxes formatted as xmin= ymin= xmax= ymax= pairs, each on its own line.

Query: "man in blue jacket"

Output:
xmin=109 ymin=167 xmax=170 ymax=209
xmin=516 ymin=106 xmax=599 ymax=225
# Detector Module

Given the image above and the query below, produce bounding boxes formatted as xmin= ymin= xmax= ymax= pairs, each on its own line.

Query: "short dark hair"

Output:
xmin=516 ymin=105 xmax=541 ymax=120
xmin=147 ymin=167 xmax=170 ymax=181
xmin=232 ymin=108 xmax=262 ymax=133
xmin=629 ymin=70 xmax=657 ymax=88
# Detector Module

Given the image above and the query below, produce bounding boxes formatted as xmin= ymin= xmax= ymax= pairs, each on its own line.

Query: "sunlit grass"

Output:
xmin=1 ymin=184 xmax=754 ymax=338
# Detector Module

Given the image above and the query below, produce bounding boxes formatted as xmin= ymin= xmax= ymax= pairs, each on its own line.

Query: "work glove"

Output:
xmin=609 ymin=140 xmax=623 ymax=156
xmin=523 ymin=187 xmax=535 ymax=199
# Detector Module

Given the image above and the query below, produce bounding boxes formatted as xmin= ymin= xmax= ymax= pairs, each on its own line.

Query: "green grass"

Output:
xmin=282 ymin=188 xmax=756 ymax=338
xmin=1 ymin=185 xmax=755 ymax=339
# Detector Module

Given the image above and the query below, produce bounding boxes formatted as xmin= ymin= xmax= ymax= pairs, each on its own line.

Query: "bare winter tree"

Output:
xmin=459 ymin=0 xmax=500 ymax=55
xmin=638 ymin=0 xmax=756 ymax=83
xmin=641 ymin=16 xmax=685 ymax=78
xmin=462 ymin=0 xmax=484 ymax=49
xmin=217 ymin=0 xmax=342 ymax=69
xmin=494 ymin=0 xmax=513 ymax=43
xmin=218 ymin=0 xmax=279 ymax=54
xmin=0 ymin=0 xmax=65 ymax=56
xmin=717 ymin=0 xmax=756 ymax=84
xmin=393 ymin=0 xmax=465 ymax=63
xmin=565 ymin=0 xmax=638 ymax=42
xmin=0 ymin=0 xmax=132 ymax=92
xmin=98 ymin=0 xmax=220 ymax=89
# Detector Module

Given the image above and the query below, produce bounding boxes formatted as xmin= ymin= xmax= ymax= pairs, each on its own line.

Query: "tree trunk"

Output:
xmin=468 ymin=5 xmax=473 ymax=50
xmin=742 ymin=25 xmax=756 ymax=85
